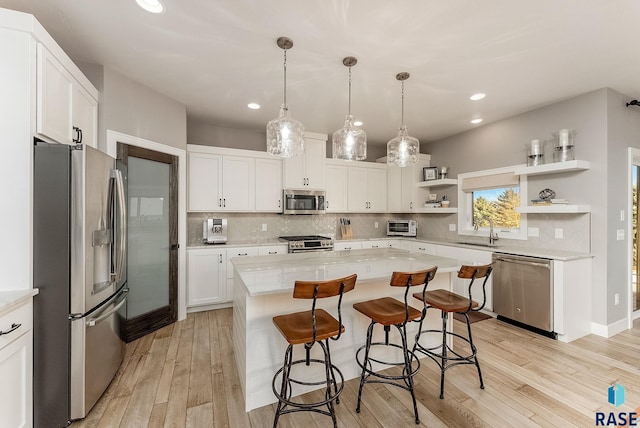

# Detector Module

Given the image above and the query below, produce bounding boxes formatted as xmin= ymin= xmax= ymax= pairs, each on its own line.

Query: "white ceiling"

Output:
xmin=3 ymin=0 xmax=640 ymax=146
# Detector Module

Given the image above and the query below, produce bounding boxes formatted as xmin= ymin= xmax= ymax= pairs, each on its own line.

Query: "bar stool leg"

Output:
xmin=356 ymin=321 xmax=375 ymax=413
xmin=398 ymin=323 xmax=419 ymax=424
xmin=318 ymin=340 xmax=338 ymax=427
xmin=464 ymin=313 xmax=485 ymax=390
xmin=273 ymin=345 xmax=293 ymax=427
xmin=439 ymin=310 xmax=447 ymax=399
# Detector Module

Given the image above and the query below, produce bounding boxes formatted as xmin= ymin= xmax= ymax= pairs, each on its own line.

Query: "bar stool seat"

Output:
xmin=413 ymin=264 xmax=493 ymax=400
xmin=354 ymin=268 xmax=438 ymax=425
xmin=272 ymin=274 xmax=357 ymax=428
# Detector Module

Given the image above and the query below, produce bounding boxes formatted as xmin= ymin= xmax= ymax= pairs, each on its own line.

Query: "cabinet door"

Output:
xmin=255 ymin=158 xmax=283 ymax=212
xmin=283 ymin=154 xmax=305 ymax=188
xmin=258 ymin=245 xmax=288 ymax=255
xmin=188 ymin=153 xmax=222 ymax=211
xmin=222 ymin=156 xmax=255 ymax=211
xmin=387 ymin=166 xmax=403 ymax=212
xmin=37 ymin=44 xmax=73 ymax=145
xmin=367 ymin=168 xmax=387 ymax=212
xmin=0 ymin=330 xmax=32 ymax=428
xmin=325 ymin=164 xmax=348 ymax=212
xmin=401 ymin=165 xmax=417 ymax=211
xmin=304 ymin=138 xmax=326 ymax=189
xmin=347 ymin=167 xmax=368 ymax=212
xmin=187 ymin=249 xmax=226 ymax=306
xmin=334 ymin=241 xmax=363 ymax=251
xmin=72 ymin=83 xmax=98 ymax=149
xmin=362 ymin=240 xmax=392 ymax=249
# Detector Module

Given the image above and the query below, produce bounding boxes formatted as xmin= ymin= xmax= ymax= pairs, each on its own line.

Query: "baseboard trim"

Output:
xmin=591 ymin=318 xmax=629 ymax=338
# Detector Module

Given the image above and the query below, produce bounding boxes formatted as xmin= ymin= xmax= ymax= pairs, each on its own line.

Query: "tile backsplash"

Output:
xmin=188 ymin=212 xmax=591 ymax=253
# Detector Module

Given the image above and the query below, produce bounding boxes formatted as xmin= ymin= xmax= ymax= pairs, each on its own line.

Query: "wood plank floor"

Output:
xmin=72 ymin=309 xmax=640 ymax=427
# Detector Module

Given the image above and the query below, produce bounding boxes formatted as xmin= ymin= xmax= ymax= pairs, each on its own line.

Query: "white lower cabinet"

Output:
xmin=0 ymin=300 xmax=33 ymax=428
xmin=361 ymin=240 xmax=393 ymax=249
xmin=258 ymin=245 xmax=288 ymax=256
xmin=187 ymin=248 xmax=226 ymax=307
xmin=334 ymin=241 xmax=363 ymax=251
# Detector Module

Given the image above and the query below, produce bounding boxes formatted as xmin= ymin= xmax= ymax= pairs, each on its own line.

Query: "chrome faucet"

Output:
xmin=474 ymin=217 xmax=499 ymax=245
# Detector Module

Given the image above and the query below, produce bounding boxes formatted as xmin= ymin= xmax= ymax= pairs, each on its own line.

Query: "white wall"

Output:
xmin=423 ymin=87 xmax=640 ymax=330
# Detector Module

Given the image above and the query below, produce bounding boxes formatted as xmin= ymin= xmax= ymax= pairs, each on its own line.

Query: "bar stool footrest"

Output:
xmin=356 ymin=342 xmax=420 ymax=383
xmin=414 ymin=329 xmax=478 ymax=369
xmin=272 ymin=358 xmax=345 ymax=409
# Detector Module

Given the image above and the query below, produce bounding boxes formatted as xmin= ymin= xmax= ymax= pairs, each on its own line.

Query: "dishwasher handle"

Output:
xmin=494 ymin=256 xmax=550 ymax=269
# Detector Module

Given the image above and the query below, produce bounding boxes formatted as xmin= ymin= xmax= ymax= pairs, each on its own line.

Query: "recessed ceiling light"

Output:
xmin=247 ymin=103 xmax=260 ymax=110
xmin=136 ymin=0 xmax=165 ymax=14
xmin=470 ymin=93 xmax=486 ymax=101
xmin=353 ymin=120 xmax=363 ymax=126
xmin=470 ymin=118 xmax=483 ymax=124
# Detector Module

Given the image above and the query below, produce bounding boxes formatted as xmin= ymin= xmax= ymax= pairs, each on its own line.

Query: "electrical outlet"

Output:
xmin=555 ymin=228 xmax=563 ymax=239
xmin=528 ymin=227 xmax=539 ymax=237
xmin=374 ymin=222 xmax=379 ymax=229
xmin=261 ymin=223 xmax=267 ymax=232
xmin=621 ymin=210 xmax=625 ymax=221
xmin=615 ymin=293 xmax=620 ymax=306
xmin=617 ymin=229 xmax=625 ymax=240
xmin=449 ymin=224 xmax=456 ymax=232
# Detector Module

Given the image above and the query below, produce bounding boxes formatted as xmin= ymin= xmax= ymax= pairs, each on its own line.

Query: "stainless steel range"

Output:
xmin=279 ymin=235 xmax=334 ymax=253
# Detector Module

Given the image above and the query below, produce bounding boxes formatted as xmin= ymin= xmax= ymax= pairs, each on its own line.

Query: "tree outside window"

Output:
xmin=472 ymin=187 xmax=521 ymax=229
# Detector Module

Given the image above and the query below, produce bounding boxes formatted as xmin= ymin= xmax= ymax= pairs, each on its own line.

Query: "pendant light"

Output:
xmin=266 ymin=37 xmax=305 ymax=158
xmin=332 ymin=56 xmax=367 ymax=161
xmin=387 ymin=72 xmax=419 ymax=167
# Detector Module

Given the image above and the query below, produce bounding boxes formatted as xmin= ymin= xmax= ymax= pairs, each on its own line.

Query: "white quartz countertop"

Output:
xmin=0 ymin=289 xmax=39 ymax=317
xmin=231 ymin=248 xmax=462 ymax=296
xmin=188 ymin=236 xmax=591 ymax=261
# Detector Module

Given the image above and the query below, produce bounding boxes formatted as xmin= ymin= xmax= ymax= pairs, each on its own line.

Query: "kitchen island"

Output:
xmin=231 ymin=248 xmax=465 ymax=412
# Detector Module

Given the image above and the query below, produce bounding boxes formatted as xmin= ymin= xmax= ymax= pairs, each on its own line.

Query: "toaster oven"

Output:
xmin=387 ymin=219 xmax=417 ymax=237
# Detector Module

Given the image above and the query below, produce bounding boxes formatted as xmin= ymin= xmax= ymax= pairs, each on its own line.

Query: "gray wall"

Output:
xmin=187 ymin=117 xmax=388 ymax=161
xmin=79 ymin=63 xmax=187 ymax=150
xmin=423 ymin=87 xmax=640 ymax=328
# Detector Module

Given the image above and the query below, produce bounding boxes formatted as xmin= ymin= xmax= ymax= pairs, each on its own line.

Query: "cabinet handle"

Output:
xmin=238 ymin=253 xmax=248 ymax=256
xmin=326 ymin=200 xmax=329 ymax=208
xmin=78 ymin=128 xmax=83 ymax=144
xmin=223 ymin=198 xmax=226 ymax=208
xmin=268 ymin=251 xmax=278 ymax=254
xmin=278 ymin=200 xmax=281 ymax=208
xmin=72 ymin=126 xmax=82 ymax=144
xmin=0 ymin=323 xmax=21 ymax=336
xmin=410 ymin=202 xmax=413 ymax=209
xmin=219 ymin=198 xmax=222 ymax=207
xmin=219 ymin=254 xmax=223 ymax=263
xmin=418 ymin=247 xmax=426 ymax=251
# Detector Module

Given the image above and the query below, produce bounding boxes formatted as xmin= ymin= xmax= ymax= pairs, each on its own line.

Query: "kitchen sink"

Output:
xmin=454 ymin=241 xmax=499 ymax=248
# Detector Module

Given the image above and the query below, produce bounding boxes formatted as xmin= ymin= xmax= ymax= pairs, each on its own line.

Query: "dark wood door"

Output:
xmin=117 ymin=143 xmax=178 ymax=342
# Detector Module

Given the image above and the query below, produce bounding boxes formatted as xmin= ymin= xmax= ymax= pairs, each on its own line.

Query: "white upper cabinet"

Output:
xmin=385 ymin=154 xmax=431 ymax=212
xmin=283 ymin=134 xmax=326 ymax=189
xmin=188 ymin=152 xmax=223 ymax=211
xmin=255 ymin=158 xmax=283 ymax=212
xmin=348 ymin=163 xmax=387 ymax=212
xmin=187 ymin=152 xmax=255 ymax=212
xmin=325 ymin=161 xmax=348 ymax=212
xmin=36 ymin=44 xmax=98 ymax=148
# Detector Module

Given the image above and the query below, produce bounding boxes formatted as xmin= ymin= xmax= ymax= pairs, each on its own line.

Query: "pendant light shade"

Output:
xmin=332 ymin=57 xmax=367 ymax=161
xmin=387 ymin=72 xmax=419 ymax=167
xmin=266 ymin=37 xmax=305 ymax=158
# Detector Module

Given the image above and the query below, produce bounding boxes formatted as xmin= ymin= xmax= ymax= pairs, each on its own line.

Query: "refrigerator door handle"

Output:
xmin=110 ymin=169 xmax=127 ymax=283
xmin=85 ymin=289 xmax=127 ymax=327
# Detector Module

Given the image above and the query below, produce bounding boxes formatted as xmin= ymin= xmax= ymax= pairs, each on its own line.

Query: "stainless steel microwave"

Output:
xmin=282 ymin=189 xmax=326 ymax=214
xmin=387 ymin=219 xmax=417 ymax=236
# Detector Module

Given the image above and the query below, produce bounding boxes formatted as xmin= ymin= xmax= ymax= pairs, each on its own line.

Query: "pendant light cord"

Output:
xmin=283 ymin=49 xmax=288 ymax=107
xmin=348 ymin=66 xmax=352 ymax=116
xmin=401 ymin=80 xmax=405 ymax=127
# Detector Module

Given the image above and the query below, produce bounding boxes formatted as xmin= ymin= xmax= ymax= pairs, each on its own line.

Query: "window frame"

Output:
xmin=457 ymin=166 xmax=528 ymax=241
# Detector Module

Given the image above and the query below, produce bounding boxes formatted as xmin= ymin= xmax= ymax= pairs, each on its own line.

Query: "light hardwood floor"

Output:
xmin=71 ymin=309 xmax=640 ymax=427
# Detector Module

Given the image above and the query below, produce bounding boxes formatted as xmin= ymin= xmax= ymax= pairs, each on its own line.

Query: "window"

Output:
xmin=472 ymin=187 xmax=521 ymax=229
xmin=458 ymin=167 xmax=527 ymax=240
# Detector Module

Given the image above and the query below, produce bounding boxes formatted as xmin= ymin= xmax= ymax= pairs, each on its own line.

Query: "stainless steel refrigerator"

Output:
xmin=33 ymin=140 xmax=128 ymax=427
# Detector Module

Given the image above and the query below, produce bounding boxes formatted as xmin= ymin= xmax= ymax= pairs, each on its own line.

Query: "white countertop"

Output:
xmin=231 ymin=248 xmax=461 ymax=296
xmin=0 ymin=289 xmax=39 ymax=316
xmin=189 ymin=236 xmax=592 ymax=261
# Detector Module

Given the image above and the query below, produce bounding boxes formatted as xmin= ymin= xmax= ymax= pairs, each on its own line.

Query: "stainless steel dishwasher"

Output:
xmin=492 ymin=253 xmax=555 ymax=337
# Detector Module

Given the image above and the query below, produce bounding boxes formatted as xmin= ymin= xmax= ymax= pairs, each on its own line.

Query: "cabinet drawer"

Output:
xmin=258 ymin=245 xmax=287 ymax=256
xmin=227 ymin=247 xmax=260 ymax=279
xmin=0 ymin=302 xmax=32 ymax=350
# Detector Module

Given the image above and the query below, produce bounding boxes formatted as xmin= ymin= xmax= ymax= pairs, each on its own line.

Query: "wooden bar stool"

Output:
xmin=353 ymin=267 xmax=437 ymax=425
xmin=412 ymin=263 xmax=493 ymax=399
xmin=271 ymin=274 xmax=357 ymax=428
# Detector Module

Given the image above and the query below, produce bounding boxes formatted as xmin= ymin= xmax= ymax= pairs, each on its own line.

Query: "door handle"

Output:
xmin=86 ymin=291 xmax=127 ymax=327
xmin=170 ymin=244 xmax=180 ymax=250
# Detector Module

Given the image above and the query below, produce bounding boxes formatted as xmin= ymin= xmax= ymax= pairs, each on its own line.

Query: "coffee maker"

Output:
xmin=202 ymin=218 xmax=227 ymax=244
